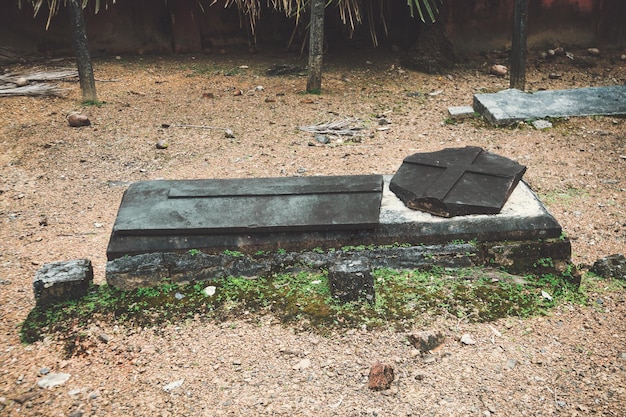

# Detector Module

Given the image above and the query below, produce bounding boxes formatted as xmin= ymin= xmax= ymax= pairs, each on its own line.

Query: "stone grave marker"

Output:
xmin=389 ymin=146 xmax=526 ymax=217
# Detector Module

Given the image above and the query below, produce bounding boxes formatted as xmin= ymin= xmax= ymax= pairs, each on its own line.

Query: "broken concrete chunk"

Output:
xmin=33 ymin=259 xmax=93 ymax=308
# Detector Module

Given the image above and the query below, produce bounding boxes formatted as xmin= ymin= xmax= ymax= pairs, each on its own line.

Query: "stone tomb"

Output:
xmin=106 ymin=165 xmax=572 ymax=290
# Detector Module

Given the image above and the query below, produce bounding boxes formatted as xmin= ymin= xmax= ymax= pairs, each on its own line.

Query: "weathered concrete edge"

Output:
xmin=106 ymin=238 xmax=576 ymax=290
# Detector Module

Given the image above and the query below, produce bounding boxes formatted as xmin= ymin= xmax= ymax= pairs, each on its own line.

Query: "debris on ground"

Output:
xmin=0 ymin=68 xmax=77 ymax=97
xmin=298 ymin=117 xmax=364 ymax=137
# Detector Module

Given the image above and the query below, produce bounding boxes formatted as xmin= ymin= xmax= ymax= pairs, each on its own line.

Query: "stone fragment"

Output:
xmin=38 ymin=373 xmax=71 ymax=389
xmin=163 ymin=379 xmax=184 ymax=392
xmin=67 ymin=113 xmax=91 ymax=127
xmin=532 ymin=120 xmax=553 ymax=130
xmin=33 ymin=259 xmax=93 ymax=308
xmin=15 ymin=77 xmax=28 ymax=87
xmin=293 ymin=358 xmax=311 ymax=370
xmin=156 ymin=140 xmax=169 ymax=149
xmin=490 ymin=64 xmax=507 ymax=77
xmin=447 ymin=106 xmax=475 ymax=120
xmin=12 ymin=391 xmax=39 ymax=404
xmin=368 ymin=362 xmax=394 ymax=390
xmin=407 ymin=330 xmax=446 ymax=352
xmin=587 ymin=48 xmax=600 ymax=56
xmin=460 ymin=334 xmax=476 ymax=345
xmin=590 ymin=254 xmax=625 ymax=280
xmin=328 ymin=258 xmax=374 ymax=303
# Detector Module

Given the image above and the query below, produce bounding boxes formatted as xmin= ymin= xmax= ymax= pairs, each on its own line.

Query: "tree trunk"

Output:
xmin=68 ymin=0 xmax=97 ymax=102
xmin=306 ymin=0 xmax=325 ymax=93
xmin=510 ymin=0 xmax=528 ymax=90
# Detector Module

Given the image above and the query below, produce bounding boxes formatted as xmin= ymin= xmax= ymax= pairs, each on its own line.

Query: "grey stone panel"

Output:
xmin=474 ymin=86 xmax=626 ymax=126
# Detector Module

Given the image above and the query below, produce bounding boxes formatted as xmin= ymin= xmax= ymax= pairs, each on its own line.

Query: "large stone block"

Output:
xmin=33 ymin=259 xmax=93 ymax=307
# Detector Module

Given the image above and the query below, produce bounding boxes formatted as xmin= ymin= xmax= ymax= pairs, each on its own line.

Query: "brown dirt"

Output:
xmin=1 ymin=46 xmax=625 ymax=416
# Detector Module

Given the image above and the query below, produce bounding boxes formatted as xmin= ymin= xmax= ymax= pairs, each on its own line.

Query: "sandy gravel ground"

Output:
xmin=0 ymin=46 xmax=625 ymax=416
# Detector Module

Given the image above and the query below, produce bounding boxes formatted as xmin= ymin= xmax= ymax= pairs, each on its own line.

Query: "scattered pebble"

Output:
xmin=202 ymin=286 xmax=216 ymax=297
xmin=67 ymin=113 xmax=91 ymax=127
xmin=532 ymin=120 xmax=552 ymax=130
xmin=156 ymin=140 xmax=169 ymax=149
xmin=587 ymin=48 xmax=600 ymax=56
xmin=490 ymin=64 xmax=507 ymax=77
xmin=224 ymin=129 xmax=235 ymax=138
xmin=38 ymin=373 xmax=71 ymax=389
xmin=460 ymin=334 xmax=476 ymax=345
xmin=163 ymin=378 xmax=184 ymax=392
xmin=39 ymin=367 xmax=50 ymax=375
xmin=506 ymin=359 xmax=518 ymax=369
xmin=293 ymin=358 xmax=311 ymax=370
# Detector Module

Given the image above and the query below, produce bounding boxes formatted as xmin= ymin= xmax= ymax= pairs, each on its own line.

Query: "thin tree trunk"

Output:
xmin=68 ymin=0 xmax=97 ymax=102
xmin=510 ymin=0 xmax=528 ymax=90
xmin=306 ymin=0 xmax=325 ymax=93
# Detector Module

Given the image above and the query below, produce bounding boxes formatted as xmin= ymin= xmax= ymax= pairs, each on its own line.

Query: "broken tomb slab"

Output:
xmin=473 ymin=86 xmax=626 ymax=126
xmin=389 ymin=146 xmax=526 ymax=217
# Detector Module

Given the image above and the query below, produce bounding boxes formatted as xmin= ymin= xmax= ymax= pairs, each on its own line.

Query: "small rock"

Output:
xmin=489 ymin=64 xmax=507 ymax=77
xmin=506 ymin=358 xmax=518 ymax=369
xmin=224 ymin=129 xmax=235 ymax=138
xmin=202 ymin=286 xmax=216 ymax=297
xmin=422 ymin=354 xmax=437 ymax=364
xmin=98 ymin=333 xmax=110 ymax=343
xmin=67 ymin=113 xmax=91 ymax=127
xmin=156 ymin=140 xmax=169 ymax=149
xmin=69 ymin=411 xmax=84 ymax=417
xmin=368 ymin=362 xmax=394 ymax=390
xmin=590 ymin=254 xmax=626 ymax=281
xmin=460 ymin=334 xmax=476 ymax=345
xmin=587 ymin=48 xmax=601 ymax=56
xmin=163 ymin=379 xmax=184 ymax=392
xmin=621 ymin=54 xmax=626 ymax=61
xmin=68 ymin=388 xmax=82 ymax=397
xmin=38 ymin=373 xmax=71 ymax=389
xmin=39 ymin=367 xmax=50 ymax=375
xmin=553 ymin=46 xmax=565 ymax=56
xmin=532 ymin=120 xmax=552 ymax=130
xmin=548 ymin=73 xmax=562 ymax=79
xmin=407 ymin=330 xmax=446 ymax=352
xmin=618 ymin=352 xmax=626 ymax=360
xmin=315 ymin=134 xmax=329 ymax=144
xmin=12 ymin=391 xmax=39 ymax=404
xmin=15 ymin=77 xmax=29 ymax=87
xmin=293 ymin=358 xmax=311 ymax=370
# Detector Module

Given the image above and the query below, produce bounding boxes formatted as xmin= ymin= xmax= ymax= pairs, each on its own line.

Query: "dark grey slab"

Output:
xmin=473 ymin=86 xmax=626 ymax=125
xmin=389 ymin=147 xmax=526 ymax=217
xmin=112 ymin=175 xmax=383 ymax=236
xmin=107 ymin=177 xmax=562 ymax=260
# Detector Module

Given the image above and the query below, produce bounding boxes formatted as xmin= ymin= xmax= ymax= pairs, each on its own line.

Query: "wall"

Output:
xmin=0 ymin=0 xmax=622 ymax=59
